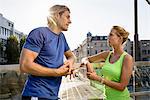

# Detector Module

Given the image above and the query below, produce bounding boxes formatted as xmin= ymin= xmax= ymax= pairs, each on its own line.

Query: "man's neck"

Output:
xmin=48 ymin=25 xmax=61 ymax=35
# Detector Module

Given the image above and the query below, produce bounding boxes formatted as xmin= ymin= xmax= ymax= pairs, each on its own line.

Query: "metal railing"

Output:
xmin=131 ymin=61 xmax=150 ymax=100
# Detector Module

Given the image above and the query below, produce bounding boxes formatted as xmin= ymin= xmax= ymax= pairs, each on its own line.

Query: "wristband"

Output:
xmin=83 ymin=60 xmax=89 ymax=65
xmin=81 ymin=57 xmax=89 ymax=65
xmin=100 ymin=78 xmax=104 ymax=84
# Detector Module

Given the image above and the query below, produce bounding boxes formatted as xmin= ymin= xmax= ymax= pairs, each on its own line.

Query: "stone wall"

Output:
xmin=0 ymin=64 xmax=27 ymax=99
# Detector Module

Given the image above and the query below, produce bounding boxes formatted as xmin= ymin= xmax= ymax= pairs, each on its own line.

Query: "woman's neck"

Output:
xmin=113 ymin=46 xmax=124 ymax=55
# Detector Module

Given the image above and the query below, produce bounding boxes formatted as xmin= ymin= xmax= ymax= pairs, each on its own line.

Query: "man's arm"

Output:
xmin=19 ymin=48 xmax=70 ymax=76
xmin=64 ymin=50 xmax=76 ymax=64
xmin=64 ymin=50 xmax=76 ymax=73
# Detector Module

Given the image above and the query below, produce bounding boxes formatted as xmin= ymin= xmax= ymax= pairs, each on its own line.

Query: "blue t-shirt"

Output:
xmin=22 ymin=27 xmax=70 ymax=99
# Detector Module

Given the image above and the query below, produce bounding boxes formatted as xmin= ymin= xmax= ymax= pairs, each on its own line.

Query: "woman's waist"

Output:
xmin=105 ymin=86 xmax=130 ymax=96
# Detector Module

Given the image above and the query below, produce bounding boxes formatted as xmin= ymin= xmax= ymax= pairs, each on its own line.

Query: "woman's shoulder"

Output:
xmin=124 ymin=52 xmax=133 ymax=59
xmin=123 ymin=52 xmax=133 ymax=63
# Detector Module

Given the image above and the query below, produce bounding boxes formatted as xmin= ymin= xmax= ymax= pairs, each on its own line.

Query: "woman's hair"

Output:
xmin=112 ymin=26 xmax=129 ymax=44
xmin=47 ymin=5 xmax=70 ymax=27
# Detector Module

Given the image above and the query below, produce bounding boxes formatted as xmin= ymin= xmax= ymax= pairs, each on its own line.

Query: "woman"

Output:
xmin=82 ymin=26 xmax=133 ymax=100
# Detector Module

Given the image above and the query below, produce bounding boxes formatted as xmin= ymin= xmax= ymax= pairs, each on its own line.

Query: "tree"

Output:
xmin=20 ymin=35 xmax=26 ymax=53
xmin=5 ymin=35 xmax=19 ymax=64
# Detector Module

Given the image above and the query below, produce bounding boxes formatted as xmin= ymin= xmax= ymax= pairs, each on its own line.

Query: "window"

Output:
xmin=101 ymin=43 xmax=103 ymax=47
xmin=5 ymin=28 xmax=6 ymax=36
xmin=100 ymin=37 xmax=103 ymax=40
xmin=105 ymin=36 xmax=108 ymax=40
xmin=0 ymin=27 xmax=1 ymax=34
xmin=142 ymin=50 xmax=147 ymax=55
xmin=87 ymin=50 xmax=90 ymax=55
xmin=87 ymin=43 xmax=89 ymax=46
xmin=2 ymin=27 xmax=4 ymax=35
xmin=148 ymin=50 xmax=150 ymax=54
xmin=95 ymin=50 xmax=97 ymax=54
xmin=8 ymin=22 xmax=11 ymax=26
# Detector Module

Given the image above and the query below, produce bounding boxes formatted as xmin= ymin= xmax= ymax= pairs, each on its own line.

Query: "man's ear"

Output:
xmin=55 ymin=13 xmax=61 ymax=19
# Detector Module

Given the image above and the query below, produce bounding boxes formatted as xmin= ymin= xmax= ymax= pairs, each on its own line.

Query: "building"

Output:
xmin=140 ymin=40 xmax=150 ymax=61
xmin=73 ymin=32 xmax=133 ymax=62
xmin=0 ymin=13 xmax=24 ymax=64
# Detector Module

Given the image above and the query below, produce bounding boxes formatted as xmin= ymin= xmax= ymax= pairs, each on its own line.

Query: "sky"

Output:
xmin=0 ymin=0 xmax=150 ymax=50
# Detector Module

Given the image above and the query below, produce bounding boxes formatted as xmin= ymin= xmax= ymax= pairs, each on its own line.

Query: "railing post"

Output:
xmin=132 ymin=65 xmax=136 ymax=100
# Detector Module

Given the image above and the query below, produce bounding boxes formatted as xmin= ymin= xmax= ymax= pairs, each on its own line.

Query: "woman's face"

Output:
xmin=108 ymin=29 xmax=122 ymax=47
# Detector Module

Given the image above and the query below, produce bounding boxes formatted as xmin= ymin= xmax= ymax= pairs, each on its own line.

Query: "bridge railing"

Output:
xmin=131 ymin=61 xmax=150 ymax=100
xmin=0 ymin=61 xmax=150 ymax=99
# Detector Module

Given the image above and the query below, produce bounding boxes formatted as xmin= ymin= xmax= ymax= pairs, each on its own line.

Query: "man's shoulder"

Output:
xmin=32 ymin=27 xmax=48 ymax=32
xmin=29 ymin=27 xmax=50 ymax=36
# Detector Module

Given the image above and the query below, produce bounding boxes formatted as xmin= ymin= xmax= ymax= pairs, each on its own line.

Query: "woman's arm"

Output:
xmin=87 ymin=51 xmax=109 ymax=63
xmin=83 ymin=51 xmax=109 ymax=72
xmin=86 ymin=62 xmax=95 ymax=72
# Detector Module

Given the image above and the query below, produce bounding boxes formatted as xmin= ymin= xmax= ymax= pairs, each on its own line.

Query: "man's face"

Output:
xmin=57 ymin=11 xmax=71 ymax=31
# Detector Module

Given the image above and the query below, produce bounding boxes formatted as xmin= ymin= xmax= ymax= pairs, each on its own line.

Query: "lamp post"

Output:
xmin=146 ymin=0 xmax=150 ymax=4
xmin=134 ymin=0 xmax=140 ymax=61
xmin=133 ymin=1 xmax=150 ymax=99
xmin=134 ymin=0 xmax=150 ymax=61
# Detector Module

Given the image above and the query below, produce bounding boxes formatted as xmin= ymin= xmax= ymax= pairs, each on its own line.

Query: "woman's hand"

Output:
xmin=86 ymin=72 xmax=99 ymax=81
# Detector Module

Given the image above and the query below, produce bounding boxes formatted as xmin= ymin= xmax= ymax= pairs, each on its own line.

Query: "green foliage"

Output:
xmin=20 ymin=35 xmax=26 ymax=52
xmin=5 ymin=35 xmax=19 ymax=64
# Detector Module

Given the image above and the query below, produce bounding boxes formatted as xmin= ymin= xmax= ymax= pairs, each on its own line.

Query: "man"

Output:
xmin=19 ymin=5 xmax=76 ymax=100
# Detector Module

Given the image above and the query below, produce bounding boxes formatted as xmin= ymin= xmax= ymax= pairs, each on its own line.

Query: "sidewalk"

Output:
xmin=59 ymin=76 xmax=104 ymax=100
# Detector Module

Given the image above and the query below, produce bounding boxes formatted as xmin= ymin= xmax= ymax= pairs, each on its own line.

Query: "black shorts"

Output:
xmin=22 ymin=96 xmax=59 ymax=100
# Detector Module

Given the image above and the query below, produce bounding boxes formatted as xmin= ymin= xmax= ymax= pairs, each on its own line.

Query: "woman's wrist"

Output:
xmin=101 ymin=78 xmax=104 ymax=84
xmin=99 ymin=77 xmax=104 ymax=84
xmin=81 ymin=57 xmax=89 ymax=65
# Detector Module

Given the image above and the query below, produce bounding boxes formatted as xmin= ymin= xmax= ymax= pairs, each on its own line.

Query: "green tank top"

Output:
xmin=101 ymin=51 xmax=131 ymax=100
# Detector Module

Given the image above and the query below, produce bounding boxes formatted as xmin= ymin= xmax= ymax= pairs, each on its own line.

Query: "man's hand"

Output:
xmin=54 ymin=62 xmax=70 ymax=76
xmin=64 ymin=60 xmax=75 ymax=79
xmin=64 ymin=60 xmax=74 ymax=73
